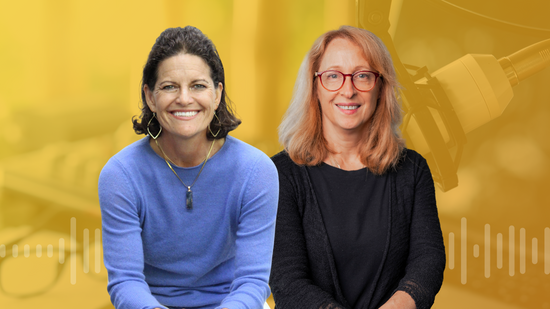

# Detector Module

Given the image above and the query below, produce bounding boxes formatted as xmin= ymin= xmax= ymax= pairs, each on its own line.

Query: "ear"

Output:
xmin=214 ymin=82 xmax=223 ymax=110
xmin=143 ymin=84 xmax=157 ymax=112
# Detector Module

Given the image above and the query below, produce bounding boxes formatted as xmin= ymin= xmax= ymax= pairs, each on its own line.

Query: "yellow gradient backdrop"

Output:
xmin=0 ymin=0 xmax=548 ymax=308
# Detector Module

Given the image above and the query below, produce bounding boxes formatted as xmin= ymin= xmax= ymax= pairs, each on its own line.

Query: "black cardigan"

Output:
xmin=269 ymin=150 xmax=445 ymax=309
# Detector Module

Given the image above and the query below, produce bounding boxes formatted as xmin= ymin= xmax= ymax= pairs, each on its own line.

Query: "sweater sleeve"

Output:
xmin=98 ymin=158 xmax=168 ymax=309
xmin=269 ymin=156 xmax=347 ymax=309
xmin=396 ymin=154 xmax=446 ymax=309
xmin=217 ymin=154 xmax=279 ymax=309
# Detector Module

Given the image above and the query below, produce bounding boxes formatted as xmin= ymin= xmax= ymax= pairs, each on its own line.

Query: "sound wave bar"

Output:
xmin=447 ymin=217 xmax=550 ymax=284
xmin=0 ymin=217 xmax=103 ymax=285
xmin=3 ymin=217 xmax=549 ymax=286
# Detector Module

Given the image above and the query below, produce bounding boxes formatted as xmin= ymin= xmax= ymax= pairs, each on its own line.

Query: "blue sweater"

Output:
xmin=98 ymin=136 xmax=279 ymax=309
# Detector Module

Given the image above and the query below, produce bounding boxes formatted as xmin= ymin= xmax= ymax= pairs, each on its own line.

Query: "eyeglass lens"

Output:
xmin=321 ymin=71 xmax=377 ymax=91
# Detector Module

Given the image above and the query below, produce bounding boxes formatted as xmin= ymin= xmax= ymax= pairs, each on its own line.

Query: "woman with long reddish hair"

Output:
xmin=270 ymin=26 xmax=445 ymax=309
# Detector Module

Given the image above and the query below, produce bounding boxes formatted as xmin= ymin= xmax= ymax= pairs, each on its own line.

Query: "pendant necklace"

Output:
xmin=155 ymin=138 xmax=216 ymax=209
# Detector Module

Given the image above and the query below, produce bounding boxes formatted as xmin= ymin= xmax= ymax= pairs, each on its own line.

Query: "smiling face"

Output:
xmin=144 ymin=53 xmax=222 ymax=143
xmin=316 ymin=37 xmax=380 ymax=140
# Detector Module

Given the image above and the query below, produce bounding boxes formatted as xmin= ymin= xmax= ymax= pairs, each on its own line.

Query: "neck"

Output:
xmin=323 ymin=126 xmax=366 ymax=170
xmin=150 ymin=134 xmax=221 ymax=167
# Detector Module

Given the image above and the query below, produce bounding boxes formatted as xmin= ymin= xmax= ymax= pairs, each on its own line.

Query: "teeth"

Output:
xmin=173 ymin=111 xmax=198 ymax=117
xmin=338 ymin=105 xmax=359 ymax=110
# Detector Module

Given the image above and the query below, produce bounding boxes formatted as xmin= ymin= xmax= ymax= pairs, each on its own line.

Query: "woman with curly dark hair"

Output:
xmin=99 ymin=26 xmax=278 ymax=309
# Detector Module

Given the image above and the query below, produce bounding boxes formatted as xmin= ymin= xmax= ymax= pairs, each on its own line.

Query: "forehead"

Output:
xmin=157 ymin=53 xmax=211 ymax=80
xmin=319 ymin=37 xmax=371 ymax=70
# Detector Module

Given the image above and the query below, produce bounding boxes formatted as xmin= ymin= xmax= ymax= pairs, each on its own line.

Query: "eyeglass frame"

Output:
xmin=315 ymin=70 xmax=381 ymax=92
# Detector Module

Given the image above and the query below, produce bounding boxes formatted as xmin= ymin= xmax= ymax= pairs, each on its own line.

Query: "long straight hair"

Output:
xmin=279 ymin=26 xmax=405 ymax=174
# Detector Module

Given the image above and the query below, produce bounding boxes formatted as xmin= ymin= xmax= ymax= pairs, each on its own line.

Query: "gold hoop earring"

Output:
xmin=147 ymin=112 xmax=162 ymax=139
xmin=208 ymin=111 xmax=221 ymax=138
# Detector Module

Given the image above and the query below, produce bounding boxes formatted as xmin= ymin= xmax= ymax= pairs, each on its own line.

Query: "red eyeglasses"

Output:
xmin=315 ymin=70 xmax=381 ymax=92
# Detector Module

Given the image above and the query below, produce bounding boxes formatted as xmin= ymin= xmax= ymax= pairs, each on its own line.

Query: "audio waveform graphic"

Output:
xmin=446 ymin=217 xmax=550 ymax=285
xmin=0 ymin=217 xmax=103 ymax=286
xmin=3 ymin=216 xmax=549 ymax=288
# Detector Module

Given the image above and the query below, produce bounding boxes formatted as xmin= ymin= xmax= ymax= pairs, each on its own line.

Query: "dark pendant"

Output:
xmin=186 ymin=187 xmax=193 ymax=209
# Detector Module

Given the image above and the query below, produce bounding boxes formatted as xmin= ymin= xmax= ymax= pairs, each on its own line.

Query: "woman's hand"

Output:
xmin=378 ymin=291 xmax=416 ymax=309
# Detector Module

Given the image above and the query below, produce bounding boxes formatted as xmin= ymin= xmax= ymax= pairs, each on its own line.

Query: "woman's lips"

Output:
xmin=172 ymin=111 xmax=199 ymax=118
xmin=336 ymin=104 xmax=360 ymax=114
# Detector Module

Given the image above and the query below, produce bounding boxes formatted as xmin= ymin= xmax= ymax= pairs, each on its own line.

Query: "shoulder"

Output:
xmin=392 ymin=148 xmax=435 ymax=195
xmin=99 ymin=137 xmax=151 ymax=179
xmin=224 ymin=136 xmax=268 ymax=160
xmin=271 ymin=150 xmax=290 ymax=164
xmin=98 ymin=138 xmax=152 ymax=206
xmin=221 ymin=137 xmax=279 ymax=203
xmin=221 ymin=136 xmax=278 ymax=182
xmin=270 ymin=151 xmax=310 ymax=197
xmin=389 ymin=148 xmax=433 ymax=187
xmin=394 ymin=148 xmax=430 ymax=175
xmin=271 ymin=150 xmax=300 ymax=172
xmin=223 ymin=136 xmax=274 ymax=168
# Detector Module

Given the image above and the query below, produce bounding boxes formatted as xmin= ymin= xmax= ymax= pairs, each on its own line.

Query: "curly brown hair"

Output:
xmin=132 ymin=26 xmax=241 ymax=139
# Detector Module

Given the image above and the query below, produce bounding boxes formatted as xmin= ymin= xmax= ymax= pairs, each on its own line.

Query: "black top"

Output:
xmin=308 ymin=164 xmax=389 ymax=309
xmin=269 ymin=150 xmax=446 ymax=309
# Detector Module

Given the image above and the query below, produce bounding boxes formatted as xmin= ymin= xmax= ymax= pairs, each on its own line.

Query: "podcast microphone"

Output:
xmin=406 ymin=39 xmax=550 ymax=158
xmin=401 ymin=39 xmax=550 ymax=191
xmin=357 ymin=0 xmax=550 ymax=191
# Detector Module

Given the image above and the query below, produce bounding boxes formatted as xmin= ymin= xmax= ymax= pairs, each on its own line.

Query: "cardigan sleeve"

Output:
xmin=98 ymin=158 xmax=168 ymax=309
xmin=395 ymin=153 xmax=446 ymax=309
xmin=269 ymin=155 xmax=348 ymax=309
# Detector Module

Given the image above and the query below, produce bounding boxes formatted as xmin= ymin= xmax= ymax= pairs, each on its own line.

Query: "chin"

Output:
xmin=339 ymin=121 xmax=362 ymax=130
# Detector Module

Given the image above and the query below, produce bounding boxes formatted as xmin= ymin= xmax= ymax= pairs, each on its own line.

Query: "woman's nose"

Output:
xmin=339 ymin=76 xmax=356 ymax=98
xmin=178 ymin=88 xmax=194 ymax=104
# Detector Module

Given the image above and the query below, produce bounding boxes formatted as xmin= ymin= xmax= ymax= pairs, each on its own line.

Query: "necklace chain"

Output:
xmin=330 ymin=155 xmax=366 ymax=170
xmin=155 ymin=138 xmax=216 ymax=209
xmin=331 ymin=157 xmax=341 ymax=169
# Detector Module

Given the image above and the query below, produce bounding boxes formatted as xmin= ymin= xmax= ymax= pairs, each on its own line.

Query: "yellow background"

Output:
xmin=0 ymin=0 xmax=549 ymax=308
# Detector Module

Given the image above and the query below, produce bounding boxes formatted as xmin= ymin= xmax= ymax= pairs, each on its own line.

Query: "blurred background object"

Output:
xmin=359 ymin=0 xmax=550 ymax=308
xmin=0 ymin=0 xmax=548 ymax=308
